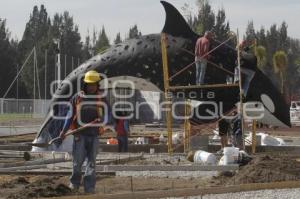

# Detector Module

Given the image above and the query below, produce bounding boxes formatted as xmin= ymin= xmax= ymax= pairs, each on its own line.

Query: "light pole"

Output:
xmin=53 ymin=38 xmax=61 ymax=84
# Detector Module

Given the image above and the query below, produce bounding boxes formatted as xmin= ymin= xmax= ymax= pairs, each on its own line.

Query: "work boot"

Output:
xmin=69 ymin=183 xmax=79 ymax=192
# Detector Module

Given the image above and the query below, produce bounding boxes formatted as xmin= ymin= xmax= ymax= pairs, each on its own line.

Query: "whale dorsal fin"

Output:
xmin=161 ymin=1 xmax=198 ymax=39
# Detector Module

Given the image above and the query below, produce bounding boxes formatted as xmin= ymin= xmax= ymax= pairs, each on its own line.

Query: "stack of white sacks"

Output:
xmin=245 ymin=132 xmax=286 ymax=146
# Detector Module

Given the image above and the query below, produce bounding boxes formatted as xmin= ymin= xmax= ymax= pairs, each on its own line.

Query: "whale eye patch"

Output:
xmin=261 ymin=94 xmax=275 ymax=113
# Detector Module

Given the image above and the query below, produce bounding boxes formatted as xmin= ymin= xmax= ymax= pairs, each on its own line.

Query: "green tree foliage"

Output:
xmin=18 ymin=5 xmax=51 ymax=98
xmin=266 ymin=24 xmax=280 ymax=61
xmin=245 ymin=21 xmax=256 ymax=41
xmin=194 ymin=0 xmax=215 ymax=35
xmin=58 ymin=11 xmax=83 ymax=74
xmin=285 ymin=38 xmax=300 ymax=100
xmin=256 ymin=26 xmax=267 ymax=47
xmin=127 ymin=25 xmax=142 ymax=39
xmin=213 ymin=8 xmax=230 ymax=42
xmin=185 ymin=0 xmax=229 ymax=43
xmin=82 ymin=31 xmax=92 ymax=61
xmin=181 ymin=3 xmax=194 ymax=27
xmin=0 ymin=19 xmax=19 ymax=97
xmin=242 ymin=19 xmax=300 ymax=98
xmin=279 ymin=22 xmax=288 ymax=50
xmin=114 ymin=32 xmax=122 ymax=44
xmin=95 ymin=26 xmax=110 ymax=53
xmin=17 ymin=6 xmax=83 ymax=99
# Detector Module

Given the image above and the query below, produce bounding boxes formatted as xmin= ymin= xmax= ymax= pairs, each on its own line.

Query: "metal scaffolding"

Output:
xmin=160 ymin=30 xmax=253 ymax=154
xmin=161 ymin=33 xmax=173 ymax=154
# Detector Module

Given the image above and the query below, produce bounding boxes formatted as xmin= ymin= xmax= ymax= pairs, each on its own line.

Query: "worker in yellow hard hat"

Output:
xmin=59 ymin=70 xmax=108 ymax=193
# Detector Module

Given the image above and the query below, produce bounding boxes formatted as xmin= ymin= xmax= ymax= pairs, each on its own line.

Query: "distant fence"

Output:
xmin=0 ymin=90 xmax=186 ymax=122
xmin=0 ymin=98 xmax=51 ymax=117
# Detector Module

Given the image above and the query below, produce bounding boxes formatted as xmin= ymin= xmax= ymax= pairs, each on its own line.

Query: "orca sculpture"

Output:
xmin=33 ymin=1 xmax=290 ymax=151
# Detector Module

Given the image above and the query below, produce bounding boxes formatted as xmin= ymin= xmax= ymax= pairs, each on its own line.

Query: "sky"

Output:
xmin=0 ymin=0 xmax=299 ymax=42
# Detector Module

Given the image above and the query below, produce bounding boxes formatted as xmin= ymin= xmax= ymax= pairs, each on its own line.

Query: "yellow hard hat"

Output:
xmin=83 ymin=70 xmax=101 ymax=83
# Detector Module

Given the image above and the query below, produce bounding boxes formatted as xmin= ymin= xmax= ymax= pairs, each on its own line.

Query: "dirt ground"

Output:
xmin=1 ymin=124 xmax=300 ymax=198
xmin=212 ymin=153 xmax=300 ymax=186
xmin=0 ymin=153 xmax=300 ymax=199
xmin=0 ymin=174 xmax=212 ymax=199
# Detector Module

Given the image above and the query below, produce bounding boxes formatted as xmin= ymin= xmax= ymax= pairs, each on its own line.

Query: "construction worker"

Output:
xmin=194 ymin=31 xmax=213 ymax=85
xmin=217 ymin=118 xmax=230 ymax=154
xmin=231 ymin=111 xmax=243 ymax=149
xmin=239 ymin=38 xmax=256 ymax=53
xmin=114 ymin=111 xmax=130 ymax=152
xmin=59 ymin=70 xmax=108 ymax=193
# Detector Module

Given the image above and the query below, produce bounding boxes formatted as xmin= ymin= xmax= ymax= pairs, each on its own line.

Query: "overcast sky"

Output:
xmin=1 ymin=0 xmax=299 ymax=42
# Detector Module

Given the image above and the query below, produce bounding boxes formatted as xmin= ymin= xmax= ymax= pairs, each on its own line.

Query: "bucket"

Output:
xmin=194 ymin=150 xmax=216 ymax=165
xmin=223 ymin=147 xmax=239 ymax=164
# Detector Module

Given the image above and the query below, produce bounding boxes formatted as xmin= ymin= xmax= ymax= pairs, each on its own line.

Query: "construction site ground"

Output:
xmin=0 ymin=119 xmax=300 ymax=198
xmin=0 ymin=152 xmax=300 ymax=199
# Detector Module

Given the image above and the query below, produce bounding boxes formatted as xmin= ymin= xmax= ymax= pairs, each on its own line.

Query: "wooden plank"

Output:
xmin=169 ymin=83 xmax=239 ymax=90
xmin=0 ymin=150 xmax=31 ymax=160
xmin=51 ymin=181 xmax=300 ymax=199
xmin=0 ymin=144 xmax=31 ymax=151
xmin=0 ymin=170 xmax=115 ymax=176
xmin=96 ymin=164 xmax=239 ymax=172
xmin=0 ymin=158 xmax=67 ymax=171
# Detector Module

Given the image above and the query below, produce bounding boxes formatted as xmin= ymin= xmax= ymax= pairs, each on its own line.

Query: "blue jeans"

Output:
xmin=117 ymin=135 xmax=128 ymax=152
xmin=70 ymin=135 xmax=99 ymax=193
xmin=195 ymin=59 xmax=207 ymax=85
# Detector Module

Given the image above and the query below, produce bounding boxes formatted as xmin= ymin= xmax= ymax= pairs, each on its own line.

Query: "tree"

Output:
xmin=18 ymin=5 xmax=84 ymax=99
xmin=245 ymin=21 xmax=256 ymax=41
xmin=95 ymin=26 xmax=110 ymax=53
xmin=59 ymin=11 xmax=83 ymax=74
xmin=256 ymin=26 xmax=267 ymax=47
xmin=285 ymin=38 xmax=300 ymax=101
xmin=193 ymin=0 xmax=215 ymax=34
xmin=91 ymin=28 xmax=97 ymax=54
xmin=279 ymin=22 xmax=288 ymax=50
xmin=273 ymin=50 xmax=288 ymax=93
xmin=18 ymin=5 xmax=51 ymax=98
xmin=127 ymin=25 xmax=142 ymax=39
xmin=213 ymin=8 xmax=230 ymax=42
xmin=181 ymin=3 xmax=194 ymax=27
xmin=82 ymin=31 xmax=92 ymax=61
xmin=0 ymin=19 xmax=19 ymax=98
xmin=114 ymin=32 xmax=122 ymax=44
xmin=266 ymin=24 xmax=279 ymax=61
